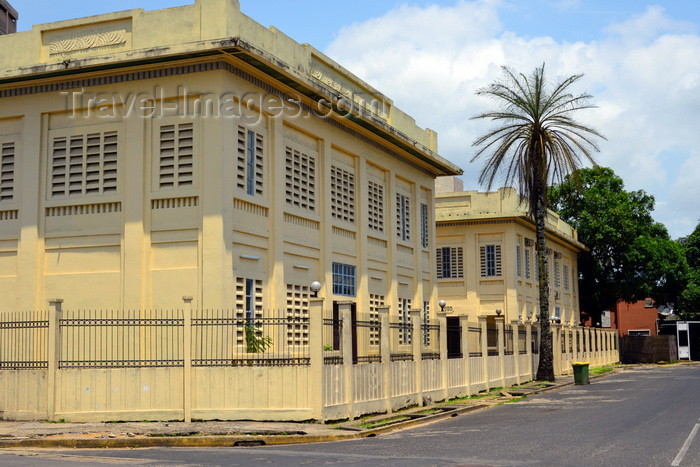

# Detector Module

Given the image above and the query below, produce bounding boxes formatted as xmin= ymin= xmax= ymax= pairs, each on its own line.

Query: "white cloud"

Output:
xmin=324 ymin=1 xmax=700 ymax=238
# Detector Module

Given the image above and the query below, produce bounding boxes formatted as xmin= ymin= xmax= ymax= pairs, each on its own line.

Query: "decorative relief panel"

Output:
xmin=49 ymin=29 xmax=127 ymax=55
xmin=42 ymin=20 xmax=131 ymax=60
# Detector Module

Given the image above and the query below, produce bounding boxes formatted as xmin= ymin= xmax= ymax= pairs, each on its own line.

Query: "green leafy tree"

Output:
xmin=550 ymin=166 xmax=689 ymax=322
xmin=678 ymin=222 xmax=700 ymax=317
xmin=471 ymin=64 xmax=604 ymax=381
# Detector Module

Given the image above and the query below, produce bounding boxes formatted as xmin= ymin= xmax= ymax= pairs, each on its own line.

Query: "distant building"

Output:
xmin=600 ymin=299 xmax=659 ymax=336
xmin=0 ymin=0 xmax=17 ymax=35
xmin=435 ymin=183 xmax=586 ymax=326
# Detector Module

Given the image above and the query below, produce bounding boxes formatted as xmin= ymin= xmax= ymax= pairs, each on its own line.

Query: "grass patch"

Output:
xmin=590 ymin=365 xmax=614 ymax=375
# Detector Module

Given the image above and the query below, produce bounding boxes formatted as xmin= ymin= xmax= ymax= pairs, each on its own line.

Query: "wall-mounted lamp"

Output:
xmin=438 ymin=300 xmax=446 ymax=312
xmin=310 ymin=281 xmax=322 ymax=298
xmin=495 ymin=308 xmax=502 ymax=317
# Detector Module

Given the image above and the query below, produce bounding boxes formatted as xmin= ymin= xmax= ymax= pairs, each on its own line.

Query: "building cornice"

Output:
xmin=0 ymin=34 xmax=462 ymax=178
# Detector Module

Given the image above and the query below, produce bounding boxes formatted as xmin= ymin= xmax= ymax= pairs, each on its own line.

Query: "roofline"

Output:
xmin=436 ymin=215 xmax=589 ymax=253
xmin=0 ymin=36 xmax=463 ymax=177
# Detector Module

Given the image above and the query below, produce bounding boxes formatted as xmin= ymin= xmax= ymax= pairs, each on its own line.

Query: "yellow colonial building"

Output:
xmin=0 ymin=0 xmax=461 ymax=316
xmin=435 ymin=184 xmax=586 ymax=326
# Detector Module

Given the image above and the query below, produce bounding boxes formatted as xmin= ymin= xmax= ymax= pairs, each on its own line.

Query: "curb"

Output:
xmin=0 ymin=370 xmax=619 ymax=450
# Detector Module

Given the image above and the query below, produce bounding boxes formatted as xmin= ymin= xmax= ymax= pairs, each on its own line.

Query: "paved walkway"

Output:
xmin=0 ymin=373 xmax=590 ymax=449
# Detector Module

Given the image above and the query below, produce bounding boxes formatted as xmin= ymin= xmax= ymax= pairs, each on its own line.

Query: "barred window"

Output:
xmin=563 ymin=265 xmax=570 ymax=291
xmin=285 ymin=146 xmax=316 ymax=212
xmin=331 ymin=165 xmax=355 ymax=223
xmin=423 ymin=301 xmax=430 ymax=346
xmin=159 ymin=123 xmax=193 ymax=189
xmin=396 ymin=193 xmax=410 ymax=241
xmin=0 ymin=140 xmax=15 ymax=202
xmin=286 ymin=284 xmax=309 ymax=347
xmin=480 ymin=244 xmax=502 ymax=277
xmin=516 ymin=245 xmax=522 ymax=277
xmin=399 ymin=297 xmax=412 ymax=345
xmin=420 ymin=203 xmax=429 ymax=248
xmin=332 ymin=263 xmax=356 ymax=297
xmin=51 ymin=131 xmax=118 ymax=198
xmin=368 ymin=180 xmax=384 ymax=233
xmin=436 ymin=246 xmax=464 ymax=279
xmin=236 ymin=127 xmax=263 ymax=196
xmin=554 ymin=260 xmax=561 ymax=288
xmin=235 ymin=277 xmax=263 ymax=318
xmin=235 ymin=277 xmax=263 ymax=346
xmin=525 ymin=249 xmax=531 ymax=279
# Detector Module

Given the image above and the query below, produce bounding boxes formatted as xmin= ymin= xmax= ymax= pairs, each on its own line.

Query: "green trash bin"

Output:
xmin=572 ymin=362 xmax=590 ymax=385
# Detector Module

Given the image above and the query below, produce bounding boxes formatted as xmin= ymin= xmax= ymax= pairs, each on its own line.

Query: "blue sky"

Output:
xmin=15 ymin=0 xmax=700 ymax=239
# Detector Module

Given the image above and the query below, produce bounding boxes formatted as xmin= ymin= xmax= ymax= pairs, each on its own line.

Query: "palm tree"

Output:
xmin=470 ymin=64 xmax=604 ymax=381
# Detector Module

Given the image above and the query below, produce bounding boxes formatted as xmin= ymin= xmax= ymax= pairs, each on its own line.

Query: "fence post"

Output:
xmin=410 ymin=309 xmax=423 ymax=406
xmin=576 ymin=326 xmax=582 ymax=362
xmin=496 ymin=317 xmax=506 ymax=388
xmin=309 ymin=298 xmax=325 ymax=421
xmin=378 ymin=306 xmax=392 ymax=414
xmin=182 ymin=296 xmax=193 ymax=423
xmin=437 ymin=310 xmax=448 ymax=402
xmin=552 ymin=323 xmax=561 ymax=376
xmin=479 ymin=317 xmax=489 ymax=389
xmin=563 ymin=325 xmax=571 ymax=374
xmin=459 ymin=315 xmax=471 ymax=396
xmin=525 ymin=321 xmax=533 ymax=381
xmin=338 ymin=301 xmax=354 ymax=419
xmin=47 ymin=299 xmax=63 ymax=422
xmin=511 ymin=320 xmax=521 ymax=385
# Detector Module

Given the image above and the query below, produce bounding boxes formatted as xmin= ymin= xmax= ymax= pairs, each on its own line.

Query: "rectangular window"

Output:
xmin=235 ymin=277 xmax=263 ymax=346
xmin=367 ymin=180 xmax=384 ymax=233
xmin=524 ymin=249 xmax=531 ymax=279
xmin=437 ymin=246 xmax=464 ymax=279
xmin=480 ymin=244 xmax=502 ymax=277
xmin=285 ymin=146 xmax=316 ymax=212
xmin=0 ymin=140 xmax=15 ymax=202
xmin=332 ymin=263 xmax=356 ymax=296
xmin=245 ymin=278 xmax=255 ymax=321
xmin=554 ymin=260 xmax=561 ymax=288
xmin=563 ymin=265 xmax=569 ymax=291
xmin=420 ymin=203 xmax=429 ymax=248
xmin=516 ymin=245 xmax=522 ymax=277
xmin=159 ymin=123 xmax=193 ymax=189
xmin=396 ymin=193 xmax=410 ymax=241
xmin=331 ymin=165 xmax=355 ymax=223
xmin=236 ymin=127 xmax=264 ymax=196
xmin=51 ymin=130 xmax=118 ymax=198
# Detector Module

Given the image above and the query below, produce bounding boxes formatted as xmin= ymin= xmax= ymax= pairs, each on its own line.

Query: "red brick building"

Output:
xmin=607 ymin=299 xmax=659 ymax=336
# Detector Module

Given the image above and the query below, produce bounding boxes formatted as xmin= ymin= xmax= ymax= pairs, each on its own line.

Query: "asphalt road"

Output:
xmin=2 ymin=364 xmax=699 ymax=466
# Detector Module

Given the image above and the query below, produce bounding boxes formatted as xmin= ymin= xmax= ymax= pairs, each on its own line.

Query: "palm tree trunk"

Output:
xmin=535 ymin=196 xmax=555 ymax=381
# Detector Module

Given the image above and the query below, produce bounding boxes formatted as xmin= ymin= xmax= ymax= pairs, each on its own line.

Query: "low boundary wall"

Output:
xmin=0 ymin=299 xmax=619 ymax=422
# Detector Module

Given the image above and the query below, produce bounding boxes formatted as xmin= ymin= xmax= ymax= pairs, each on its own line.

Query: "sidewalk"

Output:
xmin=0 ymin=372 xmax=592 ymax=449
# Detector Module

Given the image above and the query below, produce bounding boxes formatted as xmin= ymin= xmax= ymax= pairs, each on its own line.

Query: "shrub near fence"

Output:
xmin=0 ymin=299 xmax=620 ymax=423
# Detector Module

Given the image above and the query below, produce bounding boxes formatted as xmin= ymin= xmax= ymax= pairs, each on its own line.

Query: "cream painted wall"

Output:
xmin=435 ymin=188 xmax=584 ymax=326
xmin=0 ymin=1 xmax=461 ymax=317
